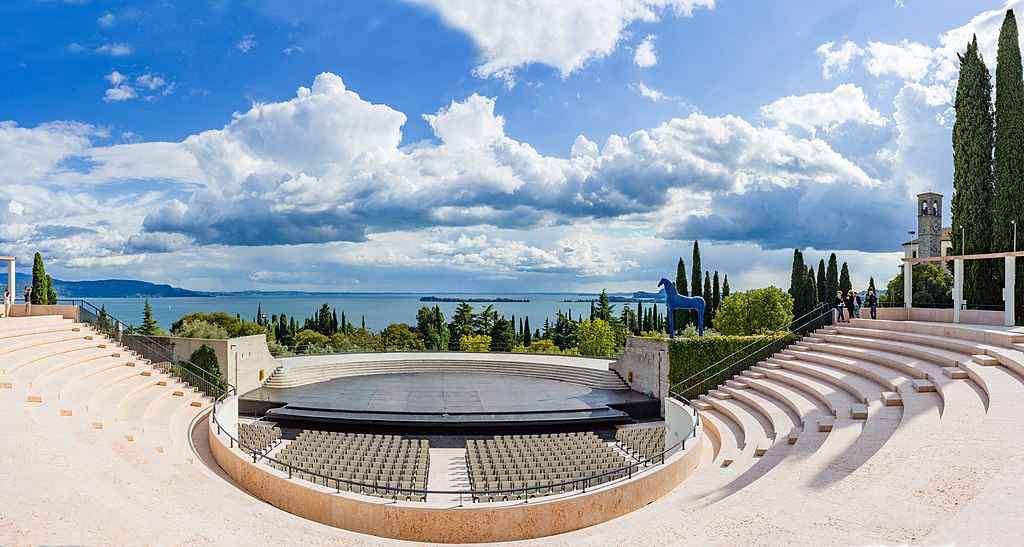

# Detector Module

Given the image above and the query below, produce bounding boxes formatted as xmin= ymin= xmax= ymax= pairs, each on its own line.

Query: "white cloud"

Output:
xmin=634 ymin=34 xmax=658 ymax=67
xmin=761 ymin=83 xmax=887 ymax=135
xmin=236 ymin=35 xmax=256 ymax=53
xmin=8 ymin=200 xmax=24 ymax=215
xmin=96 ymin=43 xmax=133 ymax=56
xmin=816 ymin=40 xmax=863 ymax=79
xmin=408 ymin=0 xmax=714 ymax=83
xmin=284 ymin=44 xmax=305 ymax=56
xmin=863 ymin=40 xmax=935 ymax=82
xmin=97 ymin=12 xmax=116 ymax=27
xmin=102 ymin=71 xmax=173 ymax=102
xmin=65 ymin=42 xmax=86 ymax=53
xmin=0 ymin=121 xmax=101 ymax=181
xmin=631 ymin=81 xmax=668 ymax=102
xmin=423 ymin=94 xmax=505 ymax=148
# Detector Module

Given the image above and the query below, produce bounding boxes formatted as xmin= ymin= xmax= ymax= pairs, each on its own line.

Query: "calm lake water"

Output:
xmin=78 ymin=294 xmax=657 ymax=333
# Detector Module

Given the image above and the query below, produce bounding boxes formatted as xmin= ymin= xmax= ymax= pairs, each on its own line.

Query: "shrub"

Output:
xmin=294 ymin=329 xmax=329 ymax=350
xmin=578 ymin=319 xmax=618 ymax=357
xmin=380 ymin=323 xmax=425 ymax=351
xmin=185 ymin=343 xmax=228 ymax=393
xmin=173 ymin=319 xmax=229 ymax=340
xmin=713 ymin=287 xmax=794 ymax=336
xmin=460 ymin=333 xmax=491 ymax=352
xmin=667 ymin=333 xmax=796 ymax=396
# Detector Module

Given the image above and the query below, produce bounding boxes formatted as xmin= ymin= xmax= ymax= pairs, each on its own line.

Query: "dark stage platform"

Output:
xmin=242 ymin=372 xmax=657 ymax=430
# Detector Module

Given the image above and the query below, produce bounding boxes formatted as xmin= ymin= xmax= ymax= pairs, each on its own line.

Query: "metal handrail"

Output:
xmin=55 ymin=299 xmax=230 ymax=399
xmin=211 ymin=387 xmax=701 ymax=504
xmin=670 ymin=301 xmax=831 ymax=393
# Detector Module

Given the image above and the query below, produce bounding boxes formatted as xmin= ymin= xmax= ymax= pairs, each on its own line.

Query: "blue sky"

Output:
xmin=0 ymin=0 xmax=1016 ymax=293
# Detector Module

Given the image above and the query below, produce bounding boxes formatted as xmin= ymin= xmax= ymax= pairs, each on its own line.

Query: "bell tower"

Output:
xmin=917 ymin=192 xmax=943 ymax=259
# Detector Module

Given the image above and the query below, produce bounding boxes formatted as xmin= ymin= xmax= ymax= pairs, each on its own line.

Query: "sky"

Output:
xmin=0 ymin=0 xmax=1018 ymax=294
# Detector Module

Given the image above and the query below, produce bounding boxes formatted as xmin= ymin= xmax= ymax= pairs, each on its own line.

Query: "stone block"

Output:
xmin=26 ymin=394 xmax=42 ymax=403
xmin=742 ymin=370 xmax=767 ymax=380
xmin=789 ymin=345 xmax=811 ymax=352
xmin=141 ymin=371 xmax=152 ymax=377
xmin=721 ymin=458 xmax=734 ymax=468
xmin=708 ymin=389 xmax=732 ymax=400
xmin=693 ymin=400 xmax=713 ymax=411
xmin=725 ymin=379 xmax=749 ymax=390
xmin=72 ymin=327 xmax=81 ymax=332
xmin=157 ymin=380 xmax=167 ymax=387
xmin=754 ymin=445 xmax=768 ymax=457
xmin=819 ymin=416 xmax=834 ymax=432
xmin=172 ymin=390 xmax=184 ymax=397
xmin=972 ymin=354 xmax=999 ymax=366
xmin=91 ymin=422 xmax=103 ymax=430
xmin=59 ymin=408 xmax=72 ymax=416
xmin=788 ymin=427 xmax=801 ymax=444
xmin=0 ymin=381 xmax=12 ymax=389
xmin=851 ymin=404 xmax=868 ymax=420
xmin=84 ymin=335 xmax=93 ymax=340
xmin=775 ymin=353 xmax=797 ymax=361
xmin=911 ymin=379 xmax=936 ymax=393
xmin=97 ymin=343 xmax=107 ymax=349
xmin=191 ymin=401 xmax=203 ymax=407
xmin=882 ymin=392 xmax=903 ymax=406
xmin=942 ymin=367 xmax=968 ymax=379
xmin=125 ymin=361 xmax=135 ymax=367
xmin=760 ymin=361 xmax=782 ymax=370
xmin=803 ymin=336 xmax=825 ymax=343
xmin=111 ymin=352 xmax=121 ymax=358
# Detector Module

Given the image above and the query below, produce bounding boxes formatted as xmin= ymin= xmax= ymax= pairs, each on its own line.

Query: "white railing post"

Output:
xmin=1006 ymin=256 xmax=1017 ymax=327
xmin=953 ymin=259 xmax=964 ymax=324
xmin=903 ymin=263 xmax=913 ymax=310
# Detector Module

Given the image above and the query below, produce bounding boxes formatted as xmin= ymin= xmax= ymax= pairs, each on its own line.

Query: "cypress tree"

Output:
xmin=30 ymin=252 xmax=51 ymax=305
xmin=817 ymin=259 xmax=827 ymax=305
xmin=789 ymin=249 xmax=808 ymax=317
xmin=868 ymin=277 xmax=877 ymax=294
xmin=952 ymin=35 xmax=999 ymax=305
xmin=703 ymin=272 xmax=712 ymax=325
xmin=712 ymin=270 xmax=721 ymax=313
xmin=675 ymin=257 xmax=689 ymax=329
xmin=839 ymin=262 xmax=852 ymax=294
xmin=995 ymin=9 xmax=1024 ymax=322
xmin=825 ymin=253 xmax=839 ymax=302
xmin=722 ymin=275 xmax=730 ymax=299
xmin=690 ymin=241 xmax=702 ymax=298
xmin=803 ymin=266 xmax=817 ymax=316
xmin=524 ymin=317 xmax=531 ymax=346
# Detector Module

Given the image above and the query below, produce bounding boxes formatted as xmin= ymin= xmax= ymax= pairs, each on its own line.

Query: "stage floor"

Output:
xmin=243 ymin=372 xmax=654 ymax=429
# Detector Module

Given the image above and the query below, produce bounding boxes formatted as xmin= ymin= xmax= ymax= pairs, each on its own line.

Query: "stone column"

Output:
xmin=1006 ymin=256 xmax=1017 ymax=327
xmin=953 ymin=259 xmax=964 ymax=324
xmin=903 ymin=263 xmax=913 ymax=310
xmin=7 ymin=258 xmax=14 ymax=302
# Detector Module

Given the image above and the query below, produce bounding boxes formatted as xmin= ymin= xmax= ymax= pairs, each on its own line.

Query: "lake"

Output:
xmin=77 ymin=294 xmax=658 ymax=333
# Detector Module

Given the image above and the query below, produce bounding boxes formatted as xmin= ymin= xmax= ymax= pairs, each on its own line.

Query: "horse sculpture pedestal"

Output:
xmin=658 ymin=278 xmax=705 ymax=338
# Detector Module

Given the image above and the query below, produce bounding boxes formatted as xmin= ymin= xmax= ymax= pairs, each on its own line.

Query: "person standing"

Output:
xmin=852 ymin=290 xmax=862 ymax=319
xmin=23 ymin=286 xmax=32 ymax=315
xmin=865 ymin=290 xmax=878 ymax=320
xmin=844 ymin=290 xmax=856 ymax=322
xmin=2 ymin=288 xmax=10 ymax=318
xmin=834 ymin=290 xmax=846 ymax=323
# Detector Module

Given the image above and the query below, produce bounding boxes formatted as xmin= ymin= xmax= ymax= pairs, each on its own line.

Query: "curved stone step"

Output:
xmin=697 ymin=409 xmax=743 ymax=467
xmin=773 ymin=356 xmax=883 ymax=405
xmin=849 ymin=318 xmax=1024 ymax=346
xmin=752 ymin=365 xmax=858 ymax=418
xmin=720 ymin=384 xmax=801 ymax=440
xmin=0 ymin=330 xmax=91 ymax=356
xmin=87 ymin=375 xmax=162 ymax=429
xmin=742 ymin=374 xmax=830 ymax=428
xmin=2 ymin=346 xmax=114 ymax=390
xmin=1 ymin=340 xmax=110 ymax=376
xmin=702 ymin=395 xmax=774 ymax=451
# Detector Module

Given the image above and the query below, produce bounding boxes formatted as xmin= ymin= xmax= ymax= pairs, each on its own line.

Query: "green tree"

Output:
xmin=703 ymin=271 xmax=712 ymax=325
xmin=675 ymin=257 xmax=690 ymax=330
xmin=523 ymin=317 xmax=532 ymax=346
xmin=712 ymin=271 xmax=721 ymax=314
xmin=139 ymin=299 xmax=161 ymax=336
xmin=472 ymin=305 xmax=498 ymax=335
xmin=348 ymin=328 xmax=379 ymax=350
xmin=816 ymin=259 xmax=827 ymax=305
xmin=416 ymin=305 xmax=447 ymax=351
xmin=294 ymin=329 xmax=329 ymax=350
xmin=995 ymin=9 xmax=1024 ymax=322
xmin=722 ymin=275 xmax=730 ymax=299
xmin=450 ymin=300 xmax=475 ymax=343
xmin=825 ymin=253 xmax=839 ymax=303
xmin=597 ymin=289 xmax=614 ymax=322
xmin=839 ymin=262 xmax=852 ymax=295
xmin=460 ymin=333 xmax=491 ymax=352
xmin=30 ymin=252 xmax=56 ymax=305
xmin=174 ymin=319 xmax=230 ymax=339
xmin=577 ymin=319 xmax=618 ymax=357
xmin=803 ymin=266 xmax=818 ymax=316
xmin=690 ymin=241 xmax=702 ymax=299
xmin=187 ymin=343 xmax=227 ymax=392
xmin=952 ymin=35 xmax=1000 ymax=305
xmin=551 ymin=312 xmax=578 ymax=350
xmin=789 ymin=249 xmax=808 ymax=318
xmin=884 ymin=264 xmax=953 ymax=306
xmin=490 ymin=316 xmax=516 ymax=351
xmin=868 ymin=276 xmax=877 ymax=294
xmin=713 ymin=287 xmax=795 ymax=336
xmin=380 ymin=323 xmax=424 ymax=351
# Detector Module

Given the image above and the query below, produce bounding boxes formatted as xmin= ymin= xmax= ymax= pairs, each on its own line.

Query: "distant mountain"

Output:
xmin=632 ymin=290 xmax=666 ymax=302
xmin=14 ymin=273 xmax=207 ymax=298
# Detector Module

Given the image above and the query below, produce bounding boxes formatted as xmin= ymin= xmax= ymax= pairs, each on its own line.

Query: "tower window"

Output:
xmin=922 ymin=201 xmax=928 ymax=215
xmin=932 ymin=201 xmax=938 ymax=215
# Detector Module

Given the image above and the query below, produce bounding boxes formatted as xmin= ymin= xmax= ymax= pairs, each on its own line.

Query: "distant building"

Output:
xmin=902 ymin=192 xmax=952 ymax=272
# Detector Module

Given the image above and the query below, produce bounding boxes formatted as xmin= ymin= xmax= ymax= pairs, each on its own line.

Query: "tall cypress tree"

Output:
xmin=817 ymin=259 xmax=827 ymax=305
xmin=868 ymin=277 xmax=877 ymax=294
xmin=722 ymin=275 xmax=730 ymax=299
xmin=675 ymin=257 xmax=690 ymax=330
xmin=30 ymin=252 xmax=55 ymax=305
xmin=712 ymin=270 xmax=721 ymax=313
xmin=789 ymin=249 xmax=807 ymax=317
xmin=952 ymin=35 xmax=999 ymax=305
xmin=691 ymin=241 xmax=702 ymax=299
xmin=703 ymin=272 xmax=712 ymax=325
xmin=825 ymin=253 xmax=839 ymax=302
xmin=839 ymin=262 xmax=853 ymax=294
xmin=995 ymin=10 xmax=1024 ymax=322
xmin=804 ymin=266 xmax=818 ymax=316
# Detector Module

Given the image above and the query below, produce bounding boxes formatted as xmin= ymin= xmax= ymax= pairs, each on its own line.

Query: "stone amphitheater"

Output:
xmin=3 ymin=310 xmax=1024 ymax=545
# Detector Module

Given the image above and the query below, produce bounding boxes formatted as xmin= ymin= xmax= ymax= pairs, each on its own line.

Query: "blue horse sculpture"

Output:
xmin=658 ymin=278 xmax=705 ymax=338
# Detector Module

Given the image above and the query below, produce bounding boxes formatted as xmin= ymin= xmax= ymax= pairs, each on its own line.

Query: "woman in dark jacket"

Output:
xmin=865 ymin=290 xmax=878 ymax=319
xmin=844 ymin=290 xmax=857 ymax=322
xmin=834 ymin=290 xmax=846 ymax=323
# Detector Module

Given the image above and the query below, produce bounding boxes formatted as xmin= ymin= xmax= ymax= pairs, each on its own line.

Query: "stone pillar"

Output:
xmin=903 ymin=263 xmax=913 ymax=309
xmin=7 ymin=258 xmax=14 ymax=301
xmin=1006 ymin=256 xmax=1017 ymax=327
xmin=953 ymin=259 xmax=964 ymax=324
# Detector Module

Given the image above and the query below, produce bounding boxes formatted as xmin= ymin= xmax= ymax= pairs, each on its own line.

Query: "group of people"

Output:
xmin=835 ymin=289 xmax=877 ymax=323
xmin=0 ymin=286 xmax=31 ymax=318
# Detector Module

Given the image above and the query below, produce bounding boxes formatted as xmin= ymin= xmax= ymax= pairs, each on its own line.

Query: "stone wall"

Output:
xmin=611 ymin=336 xmax=669 ymax=415
xmin=127 ymin=334 xmax=278 ymax=394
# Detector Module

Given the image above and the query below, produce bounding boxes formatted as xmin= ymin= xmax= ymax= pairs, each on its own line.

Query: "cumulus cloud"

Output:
xmin=816 ymin=40 xmax=863 ymax=79
xmin=97 ymin=12 xmax=116 ymax=26
xmin=284 ymin=44 xmax=305 ymax=56
xmin=96 ymin=43 xmax=133 ymax=56
xmin=409 ymin=0 xmax=713 ymax=83
xmin=423 ymin=94 xmax=505 ymax=148
xmin=761 ymin=84 xmax=887 ymax=135
xmin=0 ymin=121 xmax=102 ymax=181
xmin=103 ymin=71 xmax=174 ymax=102
xmin=634 ymin=34 xmax=658 ymax=67
xmin=863 ymin=40 xmax=935 ymax=82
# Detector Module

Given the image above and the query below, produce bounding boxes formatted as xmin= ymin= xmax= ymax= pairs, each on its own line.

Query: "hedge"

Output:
xmin=665 ymin=333 xmax=798 ymax=398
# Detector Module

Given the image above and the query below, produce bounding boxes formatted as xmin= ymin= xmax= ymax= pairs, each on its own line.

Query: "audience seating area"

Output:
xmin=267 ymin=430 xmax=429 ymax=501
xmin=466 ymin=432 xmax=630 ymax=502
xmin=236 ymin=422 xmax=282 ymax=455
xmin=616 ymin=425 xmax=666 ymax=459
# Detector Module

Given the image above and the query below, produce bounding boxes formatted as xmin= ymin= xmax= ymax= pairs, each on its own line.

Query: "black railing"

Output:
xmin=270 ymin=342 xmax=624 ymax=360
xmin=56 ymin=299 xmax=230 ymax=399
xmin=211 ymin=387 xmax=701 ymax=505
xmin=671 ymin=303 xmax=834 ymax=400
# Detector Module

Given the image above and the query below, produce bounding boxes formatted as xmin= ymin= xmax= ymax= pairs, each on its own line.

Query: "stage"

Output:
xmin=242 ymin=372 xmax=658 ymax=430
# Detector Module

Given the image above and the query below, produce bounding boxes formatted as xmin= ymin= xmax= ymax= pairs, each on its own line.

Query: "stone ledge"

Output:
xmin=788 ymin=427 xmax=801 ymax=444
xmin=912 ymin=379 xmax=936 ymax=393
xmin=851 ymin=404 xmax=868 ymax=420
xmin=972 ymin=354 xmax=999 ymax=366
xmin=819 ymin=416 xmax=834 ymax=432
xmin=942 ymin=367 xmax=968 ymax=379
xmin=882 ymin=392 xmax=903 ymax=406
